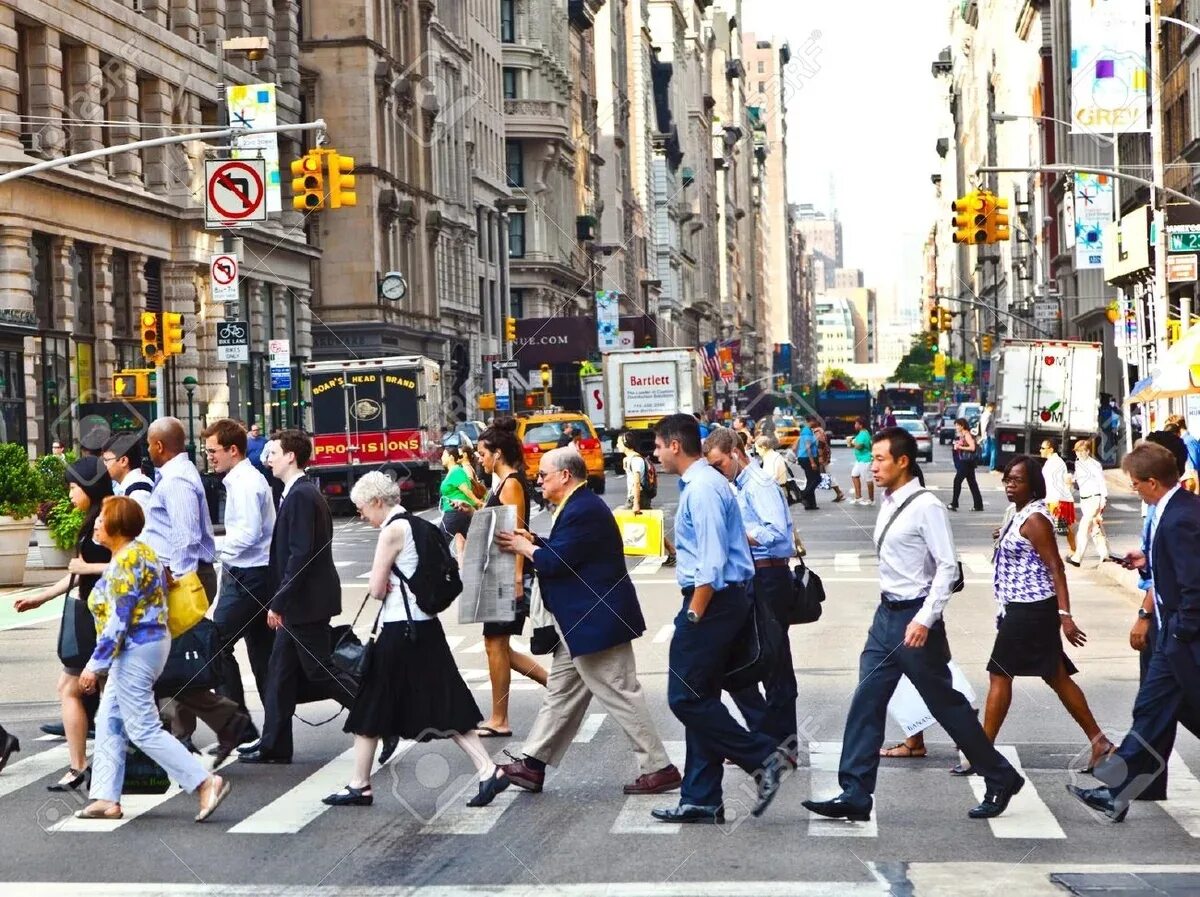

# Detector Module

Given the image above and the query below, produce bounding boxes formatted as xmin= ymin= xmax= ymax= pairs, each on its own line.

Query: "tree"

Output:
xmin=821 ymin=367 xmax=863 ymax=389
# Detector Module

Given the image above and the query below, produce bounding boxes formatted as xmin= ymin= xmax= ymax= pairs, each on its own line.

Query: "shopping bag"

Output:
xmin=166 ymin=571 xmax=209 ymax=638
xmin=612 ymin=508 xmax=665 ymax=557
xmin=123 ymin=744 xmax=171 ymax=795
xmin=528 ymin=576 xmax=560 ymax=655
xmin=886 ymin=663 xmax=978 ymax=738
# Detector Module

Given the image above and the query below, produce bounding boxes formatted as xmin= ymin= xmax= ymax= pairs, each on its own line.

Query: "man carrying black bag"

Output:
xmin=703 ymin=429 xmax=799 ymax=760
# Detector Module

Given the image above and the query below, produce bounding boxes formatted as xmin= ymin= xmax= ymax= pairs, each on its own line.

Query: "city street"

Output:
xmin=1 ymin=443 xmax=1196 ymax=896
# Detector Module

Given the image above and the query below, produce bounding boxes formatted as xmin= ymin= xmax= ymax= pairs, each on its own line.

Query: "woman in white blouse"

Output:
xmin=1067 ymin=439 xmax=1110 ymax=567
xmin=1039 ymin=440 xmax=1077 ymax=556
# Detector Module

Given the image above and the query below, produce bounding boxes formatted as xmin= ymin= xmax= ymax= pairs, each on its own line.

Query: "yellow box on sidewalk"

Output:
xmin=613 ymin=508 xmax=665 ymax=557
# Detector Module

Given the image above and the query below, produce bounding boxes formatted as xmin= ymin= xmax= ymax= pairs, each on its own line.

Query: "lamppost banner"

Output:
xmin=1069 ymin=0 xmax=1149 ymax=133
xmin=1073 ymin=173 xmax=1114 ymax=269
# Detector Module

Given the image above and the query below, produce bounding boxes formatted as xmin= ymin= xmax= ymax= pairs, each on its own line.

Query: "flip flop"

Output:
xmin=195 ymin=777 xmax=232 ymax=822
xmin=474 ymin=727 xmax=513 ymax=738
xmin=74 ymin=803 xmax=123 ymax=820
xmin=879 ymin=742 xmax=927 ymax=759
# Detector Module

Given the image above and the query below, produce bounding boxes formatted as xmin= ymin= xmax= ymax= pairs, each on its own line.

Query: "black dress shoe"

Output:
xmin=47 ymin=766 xmax=89 ymax=792
xmin=968 ymin=773 xmax=1025 ymax=818
xmin=801 ymin=796 xmax=872 ymax=822
xmin=0 ymin=732 xmax=19 ymax=774
xmin=650 ymin=804 xmax=725 ymax=824
xmin=323 ymin=784 xmax=374 ymax=807
xmin=238 ymin=749 xmax=292 ymax=765
xmin=38 ymin=722 xmax=94 ymax=739
xmin=1066 ymin=784 xmax=1129 ymax=822
xmin=752 ymin=749 xmax=789 ymax=817
xmin=1065 ymin=558 xmax=1081 ymax=568
xmin=237 ymin=739 xmax=261 ymax=756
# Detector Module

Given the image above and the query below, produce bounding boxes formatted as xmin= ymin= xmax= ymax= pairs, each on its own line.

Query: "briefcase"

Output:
xmin=155 ymin=618 xmax=221 ymax=695
xmin=723 ymin=590 xmax=784 ymax=692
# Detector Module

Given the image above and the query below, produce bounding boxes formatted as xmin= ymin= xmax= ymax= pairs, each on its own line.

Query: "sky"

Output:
xmin=742 ymin=0 xmax=952 ymax=318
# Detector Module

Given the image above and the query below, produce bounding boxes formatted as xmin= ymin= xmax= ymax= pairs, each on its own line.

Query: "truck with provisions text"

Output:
xmin=992 ymin=339 xmax=1102 ymax=459
xmin=592 ymin=347 xmax=704 ymax=454
xmin=302 ymin=355 xmax=444 ymax=510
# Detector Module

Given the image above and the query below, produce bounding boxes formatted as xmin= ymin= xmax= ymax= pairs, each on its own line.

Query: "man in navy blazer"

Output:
xmin=1070 ymin=442 xmax=1200 ymax=820
xmin=497 ymin=448 xmax=681 ymax=795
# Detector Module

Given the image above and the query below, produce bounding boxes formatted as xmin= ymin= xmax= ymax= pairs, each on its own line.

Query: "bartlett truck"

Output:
xmin=992 ymin=339 xmax=1102 ymax=459
xmin=302 ymin=355 xmax=444 ymax=510
xmin=595 ymin=347 xmax=704 ymax=454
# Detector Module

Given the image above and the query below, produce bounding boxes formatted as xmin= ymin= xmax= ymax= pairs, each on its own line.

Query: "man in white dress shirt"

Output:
xmin=803 ymin=426 xmax=1023 ymax=822
xmin=101 ymin=438 xmax=154 ymax=509
xmin=203 ymin=419 xmax=277 ymax=743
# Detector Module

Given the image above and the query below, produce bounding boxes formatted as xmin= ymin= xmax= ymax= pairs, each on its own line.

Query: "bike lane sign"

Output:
xmin=217 ymin=320 xmax=250 ymax=362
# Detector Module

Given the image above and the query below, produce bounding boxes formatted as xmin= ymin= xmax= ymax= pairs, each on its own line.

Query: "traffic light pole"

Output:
xmin=156 ymin=363 xmax=166 ymax=419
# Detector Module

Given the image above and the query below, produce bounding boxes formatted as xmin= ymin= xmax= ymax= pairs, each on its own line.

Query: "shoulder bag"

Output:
xmin=155 ymin=617 xmax=222 ymax=694
xmin=876 ymin=489 xmax=965 ymax=594
xmin=787 ymin=558 xmax=826 ymax=625
xmin=331 ymin=592 xmax=384 ymax=683
xmin=56 ymin=576 xmax=97 ymax=671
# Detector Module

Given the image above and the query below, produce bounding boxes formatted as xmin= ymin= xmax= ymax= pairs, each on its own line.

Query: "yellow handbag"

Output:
xmin=166 ymin=571 xmax=209 ymax=637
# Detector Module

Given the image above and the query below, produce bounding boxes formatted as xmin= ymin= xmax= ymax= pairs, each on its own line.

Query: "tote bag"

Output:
xmin=56 ymin=578 xmax=97 ymax=671
xmin=166 ymin=571 xmax=210 ymax=638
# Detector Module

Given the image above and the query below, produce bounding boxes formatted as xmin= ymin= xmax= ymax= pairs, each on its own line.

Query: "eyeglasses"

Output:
xmin=101 ymin=455 xmax=117 ymax=464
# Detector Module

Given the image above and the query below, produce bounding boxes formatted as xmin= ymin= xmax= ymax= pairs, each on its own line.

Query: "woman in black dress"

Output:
xmin=323 ymin=471 xmax=509 ymax=808
xmin=471 ymin=418 xmax=547 ymax=738
xmin=13 ymin=456 xmax=112 ymax=790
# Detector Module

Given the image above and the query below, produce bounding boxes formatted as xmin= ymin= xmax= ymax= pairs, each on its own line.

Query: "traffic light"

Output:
xmin=505 ymin=317 xmax=517 ymax=342
xmin=984 ymin=192 xmax=1010 ymax=243
xmin=539 ymin=363 xmax=551 ymax=388
xmin=140 ymin=311 xmax=160 ymax=362
xmin=114 ymin=369 xmax=153 ymax=400
xmin=939 ymin=308 xmax=953 ymax=332
xmin=326 ymin=151 xmax=357 ymax=209
xmin=162 ymin=312 xmax=184 ymax=358
xmin=928 ymin=306 xmax=940 ymax=333
xmin=951 ymin=191 xmax=986 ymax=245
xmin=981 ymin=334 xmax=994 ymax=353
xmin=290 ymin=150 xmax=325 ymax=211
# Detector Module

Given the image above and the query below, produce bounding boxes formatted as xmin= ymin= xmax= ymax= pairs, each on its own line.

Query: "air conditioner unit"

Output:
xmin=19 ymin=132 xmax=49 ymax=159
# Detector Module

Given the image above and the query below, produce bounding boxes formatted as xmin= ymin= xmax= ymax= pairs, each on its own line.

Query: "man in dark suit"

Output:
xmin=1070 ymin=441 xmax=1200 ymax=820
xmin=496 ymin=448 xmax=681 ymax=795
xmin=240 ymin=429 xmax=356 ymax=764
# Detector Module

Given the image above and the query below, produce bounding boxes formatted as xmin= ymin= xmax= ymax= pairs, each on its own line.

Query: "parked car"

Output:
xmin=922 ymin=411 xmax=942 ymax=432
xmin=937 ymin=403 xmax=982 ymax=444
xmin=898 ymin=418 xmax=934 ymax=463
xmin=515 ymin=412 xmax=607 ymax=494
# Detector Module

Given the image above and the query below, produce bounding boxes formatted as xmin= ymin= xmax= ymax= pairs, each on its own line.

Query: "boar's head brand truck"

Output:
xmin=597 ymin=348 xmax=704 ymax=454
xmin=992 ymin=339 xmax=1102 ymax=459
xmin=302 ymin=355 xmax=444 ymax=510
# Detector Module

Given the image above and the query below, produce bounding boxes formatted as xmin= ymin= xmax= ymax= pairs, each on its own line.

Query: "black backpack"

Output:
xmin=640 ymin=457 xmax=658 ymax=501
xmin=391 ymin=511 xmax=462 ymax=615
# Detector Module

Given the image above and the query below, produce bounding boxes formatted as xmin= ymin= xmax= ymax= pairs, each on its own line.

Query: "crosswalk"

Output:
xmin=7 ymin=728 xmax=1200 ymax=842
xmin=627 ymin=552 xmax=998 ymax=579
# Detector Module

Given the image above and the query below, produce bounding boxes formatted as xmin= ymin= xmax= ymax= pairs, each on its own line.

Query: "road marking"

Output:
xmin=229 ymin=747 xmax=394 ymax=834
xmin=334 ymin=561 xmax=354 ymax=568
xmin=610 ymin=740 xmax=687 ymax=834
xmin=807 ymin=741 xmax=876 ymax=837
xmin=573 ymin=713 xmax=606 ymax=743
xmin=959 ymin=552 xmax=993 ymax=575
xmin=965 ymin=745 xmax=1064 ymax=838
xmin=0 ymin=745 xmax=69 ymax=800
xmin=1109 ymin=501 xmax=1139 ymax=513
xmin=833 ymin=553 xmax=861 ymax=572
xmin=444 ymin=634 xmax=466 ymax=652
xmin=652 ymin=624 xmax=674 ymax=644
xmin=3 ymin=884 xmax=894 ymax=896
xmin=1157 ymin=753 xmax=1200 ymax=837
xmin=34 ymin=734 xmax=64 ymax=742
xmin=631 ymin=557 xmax=665 ymax=576
xmin=356 ymin=572 xmax=371 ymax=579
xmin=418 ymin=786 xmax=520 ymax=835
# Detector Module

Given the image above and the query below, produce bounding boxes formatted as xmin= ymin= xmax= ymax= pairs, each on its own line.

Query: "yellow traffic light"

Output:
xmin=985 ymin=193 xmax=1010 ymax=243
xmin=290 ymin=151 xmax=325 ymax=211
xmin=114 ymin=369 xmax=153 ymax=399
xmin=539 ymin=363 xmax=551 ymax=387
xmin=140 ymin=311 xmax=160 ymax=362
xmin=981 ymin=334 xmax=994 ymax=353
xmin=505 ymin=317 xmax=517 ymax=343
xmin=951 ymin=191 xmax=986 ymax=245
xmin=327 ymin=151 xmax=357 ymax=209
xmin=928 ymin=305 xmax=940 ymax=334
xmin=939 ymin=308 xmax=953 ymax=332
xmin=162 ymin=312 xmax=184 ymax=358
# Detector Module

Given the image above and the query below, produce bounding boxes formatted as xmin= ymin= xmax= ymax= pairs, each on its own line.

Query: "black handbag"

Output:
xmin=787 ymin=559 xmax=826 ymax=625
xmin=331 ymin=593 xmax=383 ymax=682
xmin=122 ymin=745 xmax=171 ymax=795
xmin=723 ymin=590 xmax=785 ymax=692
xmin=156 ymin=617 xmax=221 ymax=694
xmin=56 ymin=577 xmax=97 ymax=671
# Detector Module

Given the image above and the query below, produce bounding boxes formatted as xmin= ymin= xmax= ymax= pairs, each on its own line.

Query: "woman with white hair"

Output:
xmin=322 ymin=471 xmax=509 ymax=809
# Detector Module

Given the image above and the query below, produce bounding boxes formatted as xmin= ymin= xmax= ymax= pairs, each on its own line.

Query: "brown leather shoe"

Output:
xmin=500 ymin=760 xmax=544 ymax=793
xmin=623 ymin=764 xmax=682 ymax=795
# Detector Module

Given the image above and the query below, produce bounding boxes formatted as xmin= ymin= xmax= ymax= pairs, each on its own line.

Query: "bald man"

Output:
xmin=144 ymin=417 xmax=250 ymax=761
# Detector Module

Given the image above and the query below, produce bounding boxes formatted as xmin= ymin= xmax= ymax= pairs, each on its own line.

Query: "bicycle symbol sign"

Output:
xmin=216 ymin=320 xmax=250 ymax=363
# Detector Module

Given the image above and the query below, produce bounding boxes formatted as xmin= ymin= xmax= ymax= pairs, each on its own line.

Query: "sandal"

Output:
xmin=1079 ymin=740 xmax=1117 ymax=774
xmin=74 ymin=802 xmax=123 ymax=820
xmin=879 ymin=742 xmax=927 ymax=759
xmin=474 ymin=726 xmax=513 ymax=738
xmin=47 ymin=766 xmax=89 ymax=792
xmin=323 ymin=784 xmax=374 ymax=807
xmin=195 ymin=774 xmax=232 ymax=822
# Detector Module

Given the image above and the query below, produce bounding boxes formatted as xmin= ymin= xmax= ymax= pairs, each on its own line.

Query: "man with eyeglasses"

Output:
xmin=203 ymin=418 xmax=276 ymax=749
xmin=102 ymin=437 xmax=154 ymax=509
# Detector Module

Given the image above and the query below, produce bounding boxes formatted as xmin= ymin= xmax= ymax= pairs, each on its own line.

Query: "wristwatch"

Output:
xmin=686 ymin=609 xmax=701 ymax=624
xmin=1137 ymin=608 xmax=1153 ymax=621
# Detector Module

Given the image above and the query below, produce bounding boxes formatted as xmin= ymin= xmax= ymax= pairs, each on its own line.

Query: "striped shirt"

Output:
xmin=141 ymin=453 xmax=215 ymax=576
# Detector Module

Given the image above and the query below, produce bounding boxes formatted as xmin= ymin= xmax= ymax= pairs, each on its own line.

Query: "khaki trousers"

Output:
xmin=523 ymin=634 xmax=670 ymax=773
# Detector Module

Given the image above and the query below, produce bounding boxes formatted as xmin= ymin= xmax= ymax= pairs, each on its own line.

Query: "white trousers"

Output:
xmin=1071 ymin=495 xmax=1110 ymax=562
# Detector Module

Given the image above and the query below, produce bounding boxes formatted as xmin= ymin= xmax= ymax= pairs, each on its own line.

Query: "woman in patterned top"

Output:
xmin=73 ymin=496 xmax=231 ymax=822
xmin=973 ymin=455 xmax=1113 ymax=774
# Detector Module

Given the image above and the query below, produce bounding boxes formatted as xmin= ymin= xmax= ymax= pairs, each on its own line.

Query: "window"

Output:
xmin=501 ymin=0 xmax=516 ymax=42
xmin=0 ymin=348 xmax=26 ymax=448
xmin=71 ymin=243 xmax=94 ymax=335
xmin=29 ymin=234 xmax=53 ymax=330
xmin=144 ymin=257 xmax=162 ymax=312
xmin=15 ymin=26 xmax=29 ymax=124
xmin=757 ymin=61 xmax=765 ymax=74
xmin=111 ymin=251 xmax=132 ymax=338
xmin=503 ymin=67 xmax=518 ymax=100
xmin=505 ymin=140 xmax=523 ymax=187
xmin=758 ymin=81 xmax=766 ymax=94
xmin=41 ymin=336 xmax=71 ymax=453
xmin=510 ymin=287 xmax=525 ymax=318
xmin=508 ymin=212 xmax=526 ymax=258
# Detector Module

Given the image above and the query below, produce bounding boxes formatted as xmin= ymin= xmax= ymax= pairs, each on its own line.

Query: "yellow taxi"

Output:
xmin=774 ymin=416 xmax=800 ymax=451
xmin=515 ymin=412 xmax=607 ymax=494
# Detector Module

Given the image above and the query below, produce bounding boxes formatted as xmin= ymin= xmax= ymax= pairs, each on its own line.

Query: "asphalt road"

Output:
xmin=0 ymin=442 xmax=1196 ymax=897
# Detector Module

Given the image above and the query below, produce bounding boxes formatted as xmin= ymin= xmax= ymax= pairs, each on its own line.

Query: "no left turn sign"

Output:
xmin=210 ymin=254 xmax=239 ymax=303
xmin=205 ymin=159 xmax=268 ymax=229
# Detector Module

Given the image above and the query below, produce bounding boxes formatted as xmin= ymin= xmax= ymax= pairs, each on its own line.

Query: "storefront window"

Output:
xmin=0 ymin=349 xmax=26 ymax=447
xmin=41 ymin=336 xmax=71 ymax=452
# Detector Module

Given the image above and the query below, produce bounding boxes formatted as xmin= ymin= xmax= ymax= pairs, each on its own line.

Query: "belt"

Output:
xmin=880 ymin=595 xmax=925 ymax=610
xmin=754 ymin=558 xmax=791 ymax=569
xmin=1081 ymin=494 xmax=1100 ymax=500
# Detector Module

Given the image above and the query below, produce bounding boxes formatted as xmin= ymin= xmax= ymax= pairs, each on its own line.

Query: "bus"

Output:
xmin=876 ymin=383 xmax=925 ymax=418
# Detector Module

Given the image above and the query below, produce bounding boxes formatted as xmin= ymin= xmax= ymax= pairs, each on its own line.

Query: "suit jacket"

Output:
xmin=1149 ymin=488 xmax=1200 ymax=644
xmin=269 ymin=476 xmax=341 ymax=624
xmin=530 ymin=486 xmax=645 ymax=658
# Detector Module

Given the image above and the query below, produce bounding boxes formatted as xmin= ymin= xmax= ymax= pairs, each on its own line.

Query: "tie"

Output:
xmin=1145 ymin=504 xmax=1158 ymax=603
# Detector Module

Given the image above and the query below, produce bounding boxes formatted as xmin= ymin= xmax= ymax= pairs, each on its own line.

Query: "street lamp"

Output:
xmin=989 ymin=111 xmax=1116 ymax=146
xmin=183 ymin=375 xmax=198 ymax=462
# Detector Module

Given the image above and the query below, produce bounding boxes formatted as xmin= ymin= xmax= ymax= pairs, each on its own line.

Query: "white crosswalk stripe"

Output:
xmin=573 ymin=713 xmax=606 ymax=743
xmin=1159 ymin=753 xmax=1200 ymax=838
xmin=833 ymin=553 xmax=861 ymax=572
xmin=610 ymin=741 xmax=687 ymax=834
xmin=965 ymin=745 xmax=1064 ymax=839
xmin=959 ymin=552 xmax=993 ymax=576
xmin=652 ymin=623 xmax=674 ymax=644
xmin=807 ymin=741 xmax=877 ymax=837
xmin=0 ymin=744 xmax=69 ymax=800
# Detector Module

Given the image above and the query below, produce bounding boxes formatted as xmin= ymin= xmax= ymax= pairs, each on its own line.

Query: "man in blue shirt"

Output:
xmin=650 ymin=414 xmax=789 ymax=825
xmin=705 ymin=428 xmax=798 ymax=753
xmin=795 ymin=415 xmax=820 ymax=510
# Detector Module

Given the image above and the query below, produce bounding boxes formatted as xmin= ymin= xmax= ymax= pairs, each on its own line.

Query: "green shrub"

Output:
xmin=0 ymin=444 xmax=41 ymax=520
xmin=47 ymin=497 xmax=84 ymax=551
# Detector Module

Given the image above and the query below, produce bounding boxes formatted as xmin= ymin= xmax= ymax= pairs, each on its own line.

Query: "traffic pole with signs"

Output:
xmin=204 ymin=158 xmax=268 ymax=229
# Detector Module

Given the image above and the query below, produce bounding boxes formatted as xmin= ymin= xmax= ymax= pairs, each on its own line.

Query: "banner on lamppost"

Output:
xmin=1069 ymin=0 xmax=1149 ymax=133
xmin=228 ymin=83 xmax=282 ymax=212
xmin=596 ymin=290 xmax=620 ymax=351
xmin=1074 ymin=173 xmax=1113 ymax=269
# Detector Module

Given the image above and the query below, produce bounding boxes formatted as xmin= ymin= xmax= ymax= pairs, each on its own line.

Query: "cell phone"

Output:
xmin=1107 ymin=553 xmax=1127 ymax=564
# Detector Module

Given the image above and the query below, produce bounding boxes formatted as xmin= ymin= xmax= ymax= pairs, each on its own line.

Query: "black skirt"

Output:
xmin=345 ymin=619 xmax=482 ymax=740
xmin=987 ymin=597 xmax=1079 ymax=679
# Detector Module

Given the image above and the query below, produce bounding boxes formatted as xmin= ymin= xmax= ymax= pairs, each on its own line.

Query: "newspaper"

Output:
xmin=457 ymin=504 xmax=518 ymax=624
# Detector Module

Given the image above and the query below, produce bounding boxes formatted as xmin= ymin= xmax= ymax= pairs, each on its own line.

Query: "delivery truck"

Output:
xmin=595 ymin=348 xmax=705 ymax=454
xmin=302 ymin=355 xmax=444 ymax=510
xmin=992 ymin=339 xmax=1103 ymax=460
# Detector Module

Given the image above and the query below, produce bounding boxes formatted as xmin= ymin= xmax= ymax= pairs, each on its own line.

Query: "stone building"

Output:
xmin=0 ymin=0 xmax=316 ymax=455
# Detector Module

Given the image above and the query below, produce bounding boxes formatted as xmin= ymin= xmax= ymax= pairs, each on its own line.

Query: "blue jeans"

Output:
xmin=90 ymin=636 xmax=210 ymax=803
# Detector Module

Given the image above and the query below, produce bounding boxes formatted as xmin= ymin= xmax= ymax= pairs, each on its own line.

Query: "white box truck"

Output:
xmin=992 ymin=339 xmax=1103 ymax=459
xmin=598 ymin=348 xmax=705 ymax=454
